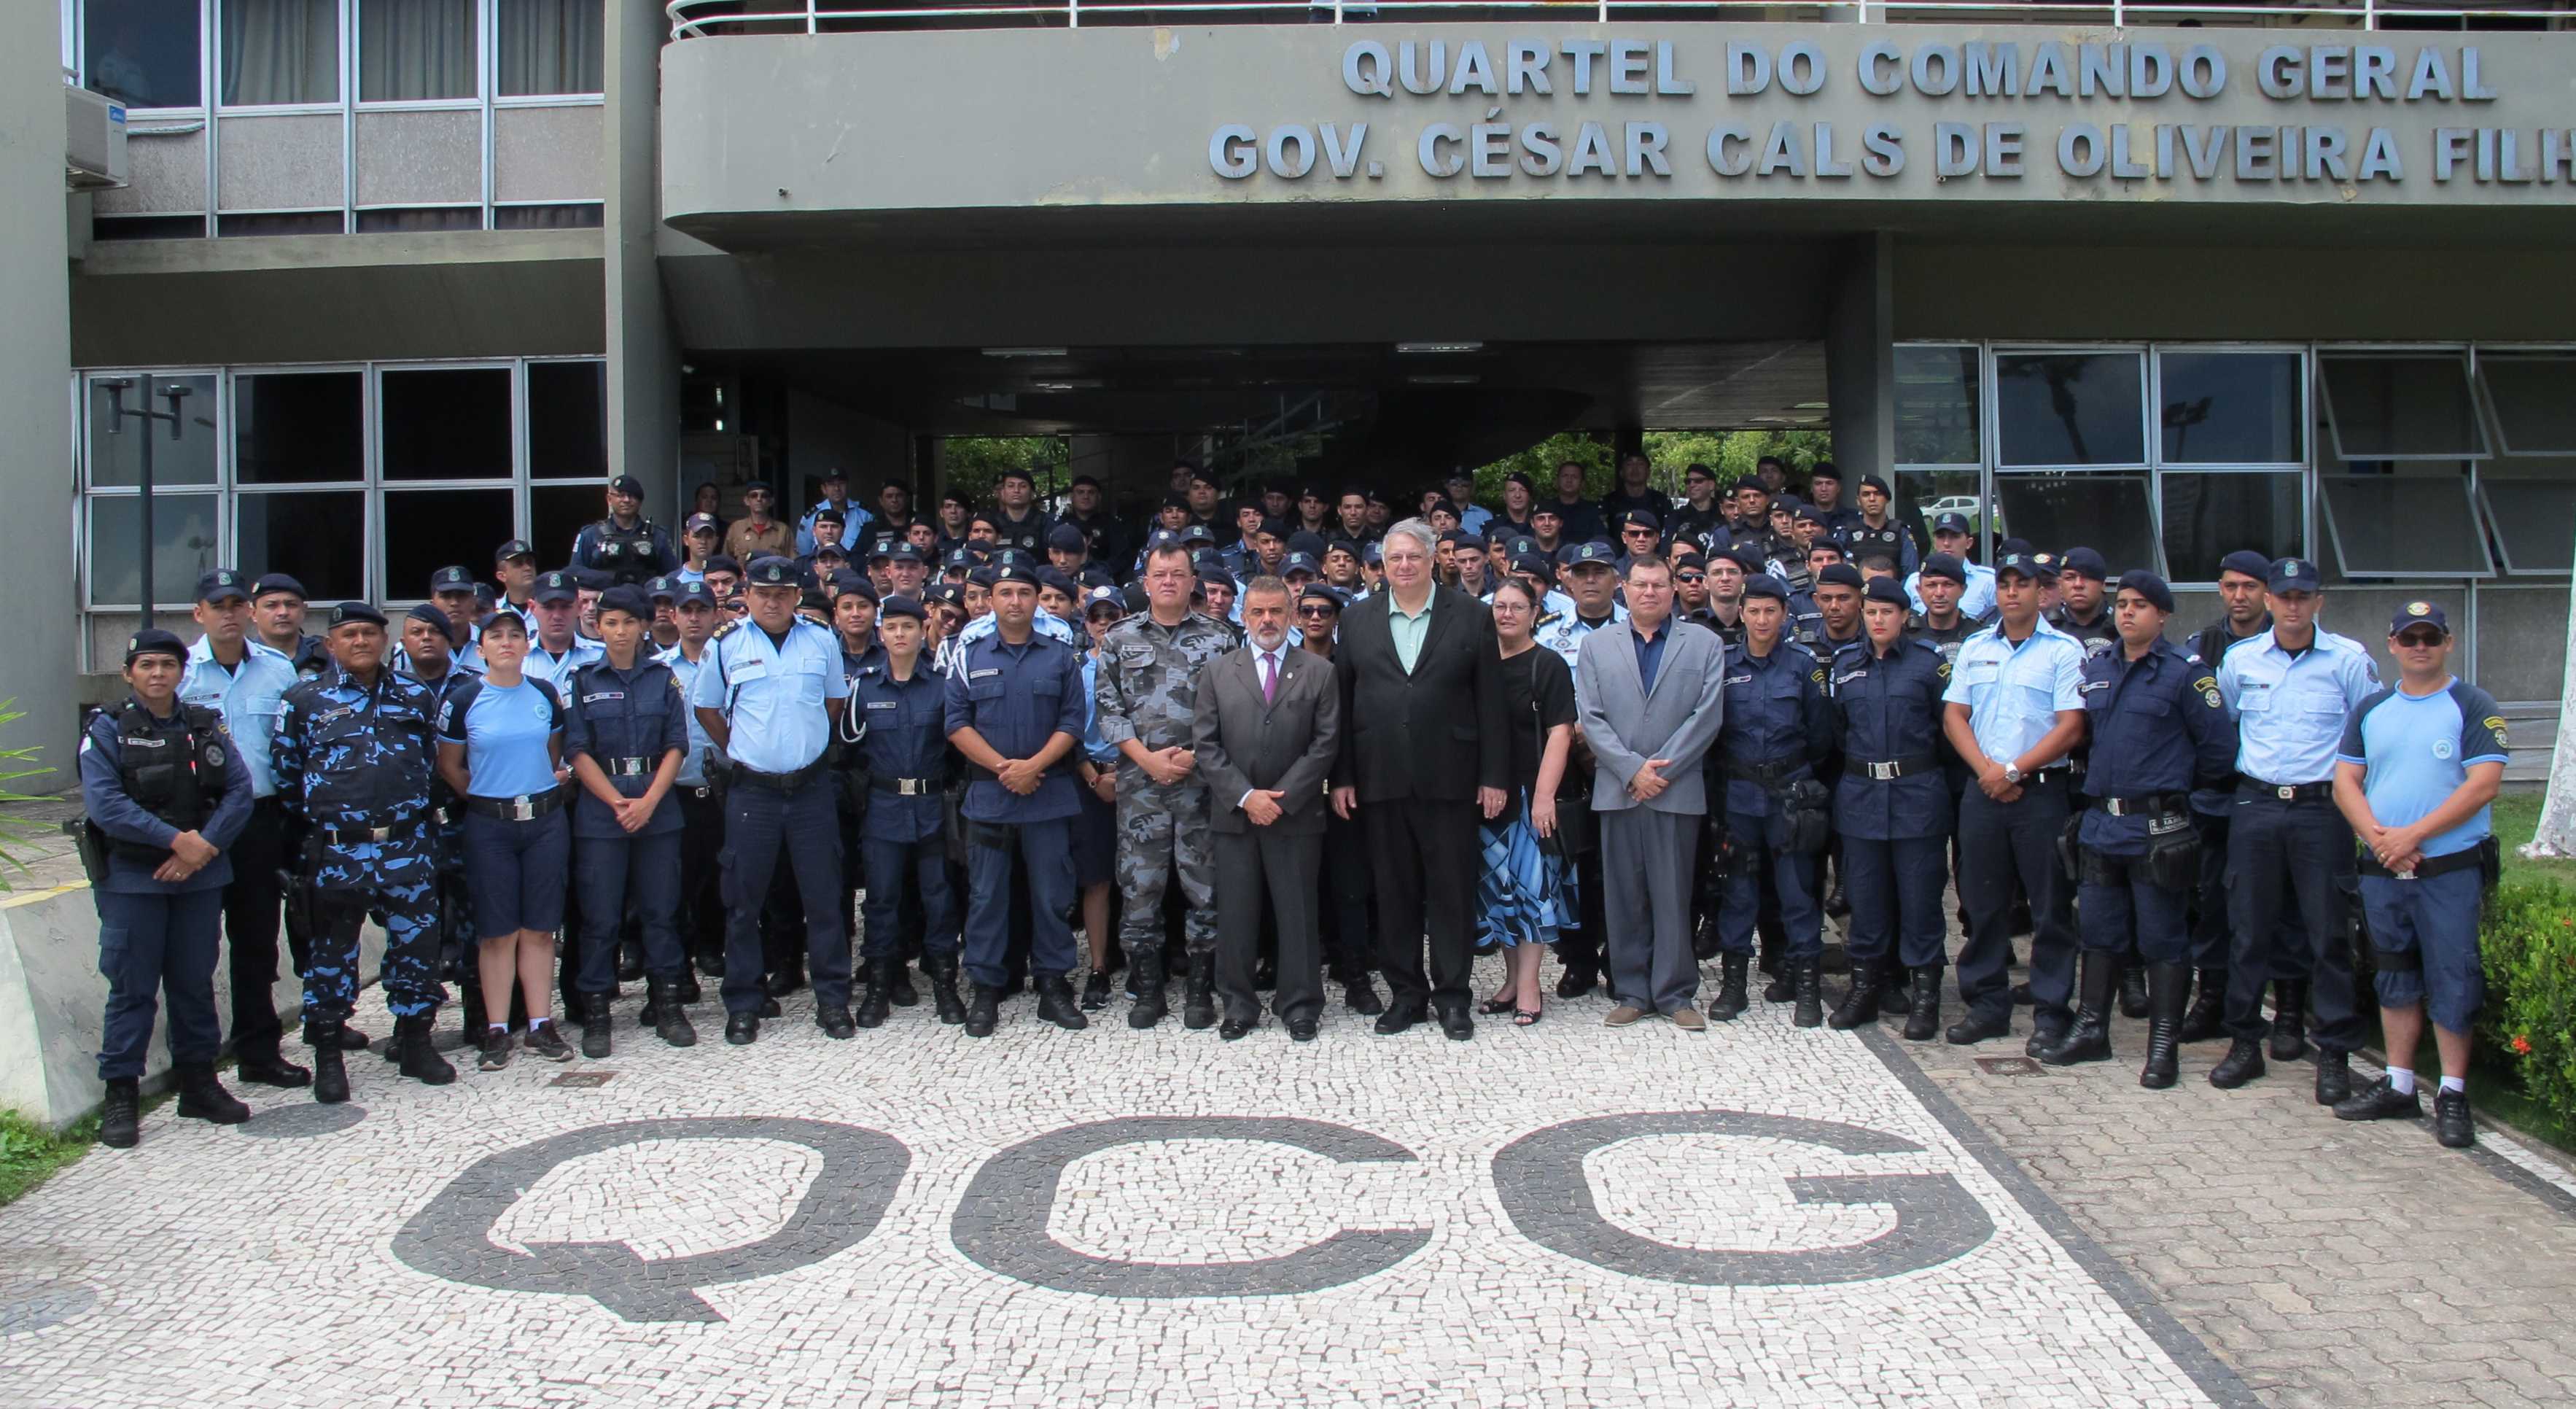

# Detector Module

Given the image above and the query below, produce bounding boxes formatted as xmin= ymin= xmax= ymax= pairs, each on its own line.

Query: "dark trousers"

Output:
xmin=1318 ymin=811 xmax=1374 ymax=980
xmin=575 ymin=829 xmax=685 ymax=994
xmin=1955 ymin=775 xmax=2077 ymax=1022
xmin=1363 ymin=797 xmax=1479 ymax=1012
xmin=964 ymin=818 xmax=1076 ymax=989
xmin=2079 ymin=861 xmax=2191 ymax=966
xmin=1602 ymin=807 xmax=1702 ymax=1014
xmin=1216 ymin=826 xmax=1323 ymax=1025
xmin=677 ymin=785 xmax=725 ymax=960
xmin=720 ymin=776 xmax=851 ymax=1016
xmin=861 ymin=834 xmax=958 ymax=961
xmin=219 ymin=798 xmax=289 ymax=1058
xmin=97 ymin=888 xmax=225 ymax=1080
xmin=2193 ymin=809 xmax=2308 ymax=978
xmin=2225 ymin=791 xmax=2363 ymax=1052
xmin=1556 ymin=831 xmax=1611 ymax=976
xmin=1843 ymin=834 xmax=1950 ymax=970
xmin=1717 ymin=810 xmax=1820 ymax=960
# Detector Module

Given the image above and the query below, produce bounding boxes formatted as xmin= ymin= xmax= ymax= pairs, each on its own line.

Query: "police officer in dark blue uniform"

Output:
xmin=691 ymin=556 xmax=855 ymax=1046
xmin=253 ymin=572 xmax=331 ymax=679
xmin=1708 ymin=574 xmax=1835 ymax=1026
xmin=80 ymin=628 xmax=256 ymax=1149
xmin=572 ymin=475 xmax=682 ymax=588
xmin=1827 ymin=578 xmax=1954 ymax=1040
xmin=847 ymin=594 xmax=965 ymax=1028
xmin=2050 ymin=571 xmax=2236 ymax=1085
xmin=565 ymin=584 xmax=696 ymax=1055
xmin=944 ymin=560 xmax=1092 ymax=1037
xmin=273 ymin=602 xmax=453 ymax=1103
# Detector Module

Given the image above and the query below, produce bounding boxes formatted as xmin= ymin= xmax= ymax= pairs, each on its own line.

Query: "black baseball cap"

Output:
xmin=195 ymin=568 xmax=250 ymax=603
xmin=429 ymin=565 xmax=476 ymax=593
xmin=531 ymin=570 xmax=580 ymax=605
xmin=494 ymin=540 xmax=536 ymax=564
xmin=745 ymin=556 xmax=801 ymax=588
xmin=2389 ymin=599 xmax=2450 ymax=636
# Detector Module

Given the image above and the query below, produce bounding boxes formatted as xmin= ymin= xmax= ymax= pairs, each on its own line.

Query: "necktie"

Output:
xmin=1261 ymin=651 xmax=1277 ymax=704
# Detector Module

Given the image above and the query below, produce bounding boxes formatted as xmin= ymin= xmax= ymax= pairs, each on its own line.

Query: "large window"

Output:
xmin=221 ymin=0 xmax=340 ymax=106
xmin=381 ymin=366 xmax=513 ymax=479
xmin=85 ymin=0 xmax=203 ymax=109
xmin=2322 ymin=462 xmax=2494 ymax=578
xmin=2480 ymin=460 xmax=2576 ymax=575
xmin=359 ymin=0 xmax=479 ymax=102
xmin=2478 ymin=353 xmax=2576 ymax=457
xmin=497 ymin=0 xmax=603 ymax=96
xmin=1995 ymin=352 xmax=2146 ymax=468
xmin=2319 ymin=353 xmax=2488 ymax=460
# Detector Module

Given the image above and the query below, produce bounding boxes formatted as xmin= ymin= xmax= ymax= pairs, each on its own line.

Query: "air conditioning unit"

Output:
xmin=66 ymin=86 xmax=128 ymax=190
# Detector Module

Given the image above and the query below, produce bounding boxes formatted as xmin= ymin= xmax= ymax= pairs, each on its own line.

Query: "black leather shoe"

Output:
xmin=925 ymin=953 xmax=967 ymax=1025
xmin=2008 ymin=981 xmax=2034 ymax=1008
xmin=724 ymin=1012 xmax=759 ymax=1046
xmin=2208 ymin=1036 xmax=2265 ymax=1088
xmin=1344 ymin=974 xmax=1385 ymax=1017
xmin=175 ymin=1062 xmax=252 ymax=1125
xmin=1080 ymin=971 xmax=1113 ymax=1012
xmin=2024 ymin=1013 xmax=2070 ymax=1060
xmin=2117 ymin=960 xmax=2150 ymax=1020
xmin=1252 ymin=955 xmax=1277 ymax=990
xmin=2176 ymin=969 xmax=2227 ymax=1043
xmin=1288 ymin=1018 xmax=1318 ymax=1043
xmin=1436 ymin=1006 xmax=1474 ymax=1041
xmin=965 ymin=984 xmax=1000 ymax=1038
xmin=235 ymin=1049 xmax=311 ymax=1090
xmin=1945 ymin=1008 xmax=2012 ymax=1046
xmin=817 ymin=1005 xmax=857 ymax=1039
xmin=1373 ymin=1003 xmax=1423 ymax=1036
xmin=1826 ymin=967 xmax=1883 ymax=1030
xmin=759 ymin=995 xmax=783 ymax=1020
xmin=676 ymin=971 xmax=702 ymax=1006
xmin=1902 ymin=967 xmax=1944 ymax=1042
xmin=1554 ymin=965 xmax=1597 ymax=1000
xmin=855 ymin=969 xmax=893 ymax=1029
xmin=2039 ymin=952 xmax=2117 ymax=1066
xmin=2333 ymin=1075 xmax=2423 ymax=1122
xmin=650 ymin=978 xmax=697 ymax=1048
xmin=1035 ymin=977 xmax=1089 ymax=1031
xmin=764 ymin=968 xmax=803 ymax=999
xmin=394 ymin=1014 xmax=456 ymax=1086
xmin=1220 ymin=1017 xmax=1255 ymax=1041
xmin=695 ymin=949 xmax=725 ymax=978
xmin=2435 ymin=1089 xmax=2475 ymax=1148
xmin=2313 ymin=1049 xmax=2353 ymax=1106
xmin=98 ymin=1078 xmax=140 ymax=1149
xmin=2269 ymin=978 xmax=2311 ymax=1062
xmin=1763 ymin=970 xmax=1795 ymax=1004
xmin=1710 ymin=953 xmax=1751 ymax=1022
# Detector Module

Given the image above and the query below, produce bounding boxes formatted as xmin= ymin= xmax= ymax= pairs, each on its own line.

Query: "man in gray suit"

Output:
xmin=1193 ymin=576 xmax=1344 ymax=1041
xmin=1574 ymin=556 xmax=1727 ymax=1029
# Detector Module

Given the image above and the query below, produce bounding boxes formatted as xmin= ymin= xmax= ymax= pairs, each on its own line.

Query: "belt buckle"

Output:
xmin=905 ymin=779 xmax=928 ymax=796
xmin=1867 ymin=761 xmax=1899 ymax=781
xmin=2273 ymin=784 xmax=2297 ymax=801
xmin=510 ymin=796 xmax=536 ymax=823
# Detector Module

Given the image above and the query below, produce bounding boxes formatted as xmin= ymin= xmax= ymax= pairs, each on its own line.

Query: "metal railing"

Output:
xmin=669 ymin=0 xmax=2576 ymax=39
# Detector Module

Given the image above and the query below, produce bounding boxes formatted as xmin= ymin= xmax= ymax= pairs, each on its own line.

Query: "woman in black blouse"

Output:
xmin=1476 ymin=578 xmax=1579 ymax=1025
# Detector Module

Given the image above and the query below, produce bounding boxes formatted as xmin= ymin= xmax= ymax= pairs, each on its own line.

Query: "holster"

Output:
xmin=703 ymin=749 xmax=736 ymax=804
xmin=943 ymin=783 xmax=969 ymax=866
xmin=2055 ymin=812 xmax=2084 ymax=882
xmin=60 ymin=818 xmax=107 ymax=889
xmin=1778 ymin=778 xmax=1832 ymax=855
xmin=2144 ymin=812 xmax=2199 ymax=892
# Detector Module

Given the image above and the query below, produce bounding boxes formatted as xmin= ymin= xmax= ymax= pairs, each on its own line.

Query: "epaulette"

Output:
xmin=1535 ymin=610 xmax=1563 ymax=629
xmin=711 ymin=616 xmax=747 ymax=641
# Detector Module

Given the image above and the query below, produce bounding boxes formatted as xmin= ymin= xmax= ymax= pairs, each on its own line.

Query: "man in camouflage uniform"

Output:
xmin=1093 ymin=533 xmax=1237 ymax=1031
xmin=272 ymin=601 xmax=449 ymax=1104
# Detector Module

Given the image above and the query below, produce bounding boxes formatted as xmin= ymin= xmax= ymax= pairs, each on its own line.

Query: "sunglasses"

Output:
xmin=2393 ymin=629 xmax=2445 ymax=647
xmin=1676 ymin=572 xmax=1705 ymax=583
xmin=1296 ymin=605 xmax=1338 ymax=618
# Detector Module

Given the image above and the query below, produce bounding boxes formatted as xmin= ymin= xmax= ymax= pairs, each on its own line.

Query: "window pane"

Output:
xmin=220 ymin=0 xmax=338 ymax=106
xmin=354 ymin=206 xmax=481 ymax=233
xmin=496 ymin=0 xmax=604 ymax=96
xmin=236 ymin=371 xmax=363 ymax=484
xmin=2319 ymin=465 xmax=2492 ymax=576
xmin=2479 ymin=354 xmax=2576 ymax=456
xmin=1996 ymin=352 xmax=2145 ymax=467
xmin=2158 ymin=352 xmax=2303 ymax=465
xmin=359 ymin=0 xmax=478 ymax=101
xmin=381 ymin=368 xmax=512 ymax=480
xmin=2319 ymin=354 xmax=2487 ymax=459
xmin=217 ymin=211 xmax=346 ymax=238
xmin=87 ymin=493 xmax=221 ymax=607
xmin=2159 ymin=473 xmax=2302 ymax=583
xmin=1994 ymin=473 xmax=2160 ymax=577
xmin=1894 ymin=468 xmax=1990 ymax=546
xmin=529 ymin=360 xmax=607 ymax=479
xmin=87 ymin=375 xmax=218 ymax=487
xmin=85 ymin=0 xmax=203 ymax=109
xmin=1894 ymin=345 xmax=1980 ymax=466
xmin=2480 ymin=462 xmax=2576 ymax=574
xmin=384 ymin=489 xmax=513 ymax=597
xmin=492 ymin=202 xmax=603 ymax=230
xmin=531 ymin=483 xmax=599 ymax=568
xmin=237 ymin=491 xmax=366 ymax=598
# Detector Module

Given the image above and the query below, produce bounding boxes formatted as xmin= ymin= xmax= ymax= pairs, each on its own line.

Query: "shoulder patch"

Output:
xmin=1810 ymin=667 xmax=1826 ymax=685
xmin=1935 ymin=660 xmax=1951 ymax=681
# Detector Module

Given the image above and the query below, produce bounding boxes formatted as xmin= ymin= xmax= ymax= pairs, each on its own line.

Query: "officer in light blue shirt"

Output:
xmin=1535 ymin=540 xmax=1628 ymax=669
xmin=1939 ymin=551 xmax=2087 ymax=1051
xmin=178 ymin=567 xmax=310 ymax=1087
xmin=2329 ymin=599 xmax=2507 ymax=1147
xmin=521 ymin=570 xmax=605 ymax=691
xmin=657 ymin=580 xmax=727 ymax=974
xmin=690 ymin=555 xmax=852 ymax=1044
xmin=2204 ymin=556 xmax=2381 ymax=1103
xmin=1906 ymin=513 xmax=1999 ymax=621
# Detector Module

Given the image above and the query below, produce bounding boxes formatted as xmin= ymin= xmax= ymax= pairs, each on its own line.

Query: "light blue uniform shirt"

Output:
xmin=1454 ymin=503 xmax=1494 ymax=537
xmin=435 ymin=677 xmax=565 ymax=799
xmin=1906 ymin=563 xmax=1998 ymax=623
xmin=522 ymin=636 xmax=606 ymax=693
xmin=2216 ymin=629 xmax=2380 ymax=786
xmin=658 ymin=641 xmax=717 ymax=786
xmin=1079 ymin=653 xmax=1121 ymax=765
xmin=689 ymin=617 xmax=849 ymax=773
xmin=1941 ymin=617 xmax=2087 ymax=766
xmin=2338 ymin=676 xmax=2509 ymax=859
xmin=178 ymin=635 xmax=297 ymax=798
xmin=1534 ymin=602 xmax=1628 ymax=670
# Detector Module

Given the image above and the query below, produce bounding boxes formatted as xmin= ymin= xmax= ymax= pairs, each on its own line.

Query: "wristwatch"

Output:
xmin=2001 ymin=764 xmax=2025 ymax=785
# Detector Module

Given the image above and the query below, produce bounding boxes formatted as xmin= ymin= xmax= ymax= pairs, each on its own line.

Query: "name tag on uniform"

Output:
xmin=970 ymin=668 xmax=1002 ymax=681
xmin=1964 ymin=661 xmax=1999 ymax=680
xmin=2079 ymin=679 xmax=2109 ymax=694
xmin=1723 ymin=673 xmax=1752 ymax=687
xmin=730 ymin=659 xmax=770 ymax=682
xmin=1834 ymin=669 xmax=1865 ymax=686
xmin=124 ymin=735 xmax=169 ymax=749
xmin=865 ymin=700 xmax=899 ymax=711
xmin=582 ymin=691 xmax=626 ymax=704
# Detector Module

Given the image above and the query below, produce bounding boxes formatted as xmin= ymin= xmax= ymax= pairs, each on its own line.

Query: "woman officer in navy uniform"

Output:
xmin=79 ymin=627 xmax=255 ymax=1149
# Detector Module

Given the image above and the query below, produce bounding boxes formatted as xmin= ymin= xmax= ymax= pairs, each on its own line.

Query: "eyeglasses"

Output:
xmin=1296 ymin=605 xmax=1337 ymax=618
xmin=1676 ymin=572 xmax=1705 ymax=583
xmin=2394 ymin=630 xmax=2445 ymax=648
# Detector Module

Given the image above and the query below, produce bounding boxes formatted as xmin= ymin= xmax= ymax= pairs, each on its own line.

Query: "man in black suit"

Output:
xmin=1192 ymin=576 xmax=1343 ymax=1041
xmin=1329 ymin=519 xmax=1508 ymax=1039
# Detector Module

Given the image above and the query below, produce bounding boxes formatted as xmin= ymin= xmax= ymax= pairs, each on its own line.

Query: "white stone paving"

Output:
xmin=0 ymin=961 xmax=2219 ymax=1409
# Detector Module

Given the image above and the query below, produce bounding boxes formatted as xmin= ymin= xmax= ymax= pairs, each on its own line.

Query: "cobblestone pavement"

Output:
xmin=0 ymin=940 xmax=2569 ymax=1408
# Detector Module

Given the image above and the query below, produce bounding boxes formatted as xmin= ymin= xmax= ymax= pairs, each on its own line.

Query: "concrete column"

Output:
xmin=3 ymin=12 xmax=79 ymax=767
xmin=606 ymin=0 xmax=680 ymax=517
xmin=1825 ymin=231 xmax=1896 ymax=481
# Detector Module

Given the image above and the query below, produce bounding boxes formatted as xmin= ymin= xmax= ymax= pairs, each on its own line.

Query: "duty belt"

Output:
xmin=427 ymin=804 xmax=457 ymax=826
xmin=871 ymin=775 xmax=942 ymax=796
xmin=318 ymin=821 xmax=416 ymax=845
xmin=2244 ymin=780 xmax=2333 ymax=803
xmin=2098 ymin=792 xmax=2190 ymax=817
xmin=1851 ymin=754 xmax=1937 ymax=782
xmin=464 ymin=789 xmax=567 ymax=822
xmin=603 ymin=756 xmax=655 ymax=777
xmin=736 ymin=759 xmax=828 ymax=792
xmin=2359 ymin=847 xmax=2482 ymax=880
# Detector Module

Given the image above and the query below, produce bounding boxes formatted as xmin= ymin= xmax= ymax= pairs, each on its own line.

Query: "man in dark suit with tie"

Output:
xmin=1329 ymin=518 xmax=1509 ymax=1039
xmin=1192 ymin=576 xmax=1344 ymax=1041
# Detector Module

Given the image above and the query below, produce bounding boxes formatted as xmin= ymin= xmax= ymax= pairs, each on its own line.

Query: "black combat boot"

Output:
xmin=1903 ymin=966 xmax=1944 ymax=1042
xmin=2208 ymin=1036 xmax=2266 ymax=1088
xmin=459 ymin=980 xmax=489 ymax=1045
xmin=724 ymin=1012 xmax=759 ymax=1046
xmin=1127 ymin=950 xmax=1167 ymax=1030
xmin=964 ymin=983 xmax=1000 ymax=1038
xmin=2039 ymin=952 xmax=2117 ymax=1066
xmin=234 ymin=1043 xmax=310 ymax=1090
xmin=1343 ymin=971 xmax=1385 ymax=1016
xmin=1791 ymin=958 xmax=1824 ymax=1028
xmin=649 ymin=977 xmax=697 ymax=1047
xmin=395 ymin=1015 xmax=456 ymax=1086
xmin=335 ymin=1023 xmax=371 ymax=1052
xmin=886 ymin=962 xmax=919 ymax=1008
xmin=855 ymin=963 xmax=893 ymax=1029
xmin=676 ymin=969 xmax=702 ymax=1005
xmin=2268 ymin=978 xmax=2311 ymax=1062
xmin=579 ymin=993 xmax=613 ymax=1060
xmin=1826 ymin=960 xmax=1883 ymax=1030
xmin=2117 ymin=955 xmax=2150 ymax=1020
xmin=1764 ymin=953 xmax=1796 ymax=1005
xmin=2313 ymin=1048 xmax=2353 ymax=1106
xmin=1035 ymin=976 xmax=1089 ymax=1031
xmin=925 ymin=952 xmax=967 ymax=1025
xmin=1877 ymin=951 xmax=1913 ymax=1017
xmin=2176 ymin=969 xmax=2227 ymax=1043
xmin=1182 ymin=953 xmax=1218 ymax=1031
xmin=2138 ymin=963 xmax=2190 ymax=1089
xmin=1709 ymin=952 xmax=1751 ymax=1022
xmin=174 ymin=1061 xmax=251 ymax=1123
xmin=99 ymin=1077 xmax=141 ymax=1149
xmin=310 ymin=1022 xmax=351 ymax=1104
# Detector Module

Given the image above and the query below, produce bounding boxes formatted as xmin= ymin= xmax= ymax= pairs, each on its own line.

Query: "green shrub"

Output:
xmin=2483 ymin=880 xmax=2576 ymax=1125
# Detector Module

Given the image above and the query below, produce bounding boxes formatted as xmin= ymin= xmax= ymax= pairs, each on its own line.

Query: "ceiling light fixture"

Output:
xmin=981 ymin=347 xmax=1067 ymax=358
xmin=1396 ymin=341 xmax=1484 ymax=355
